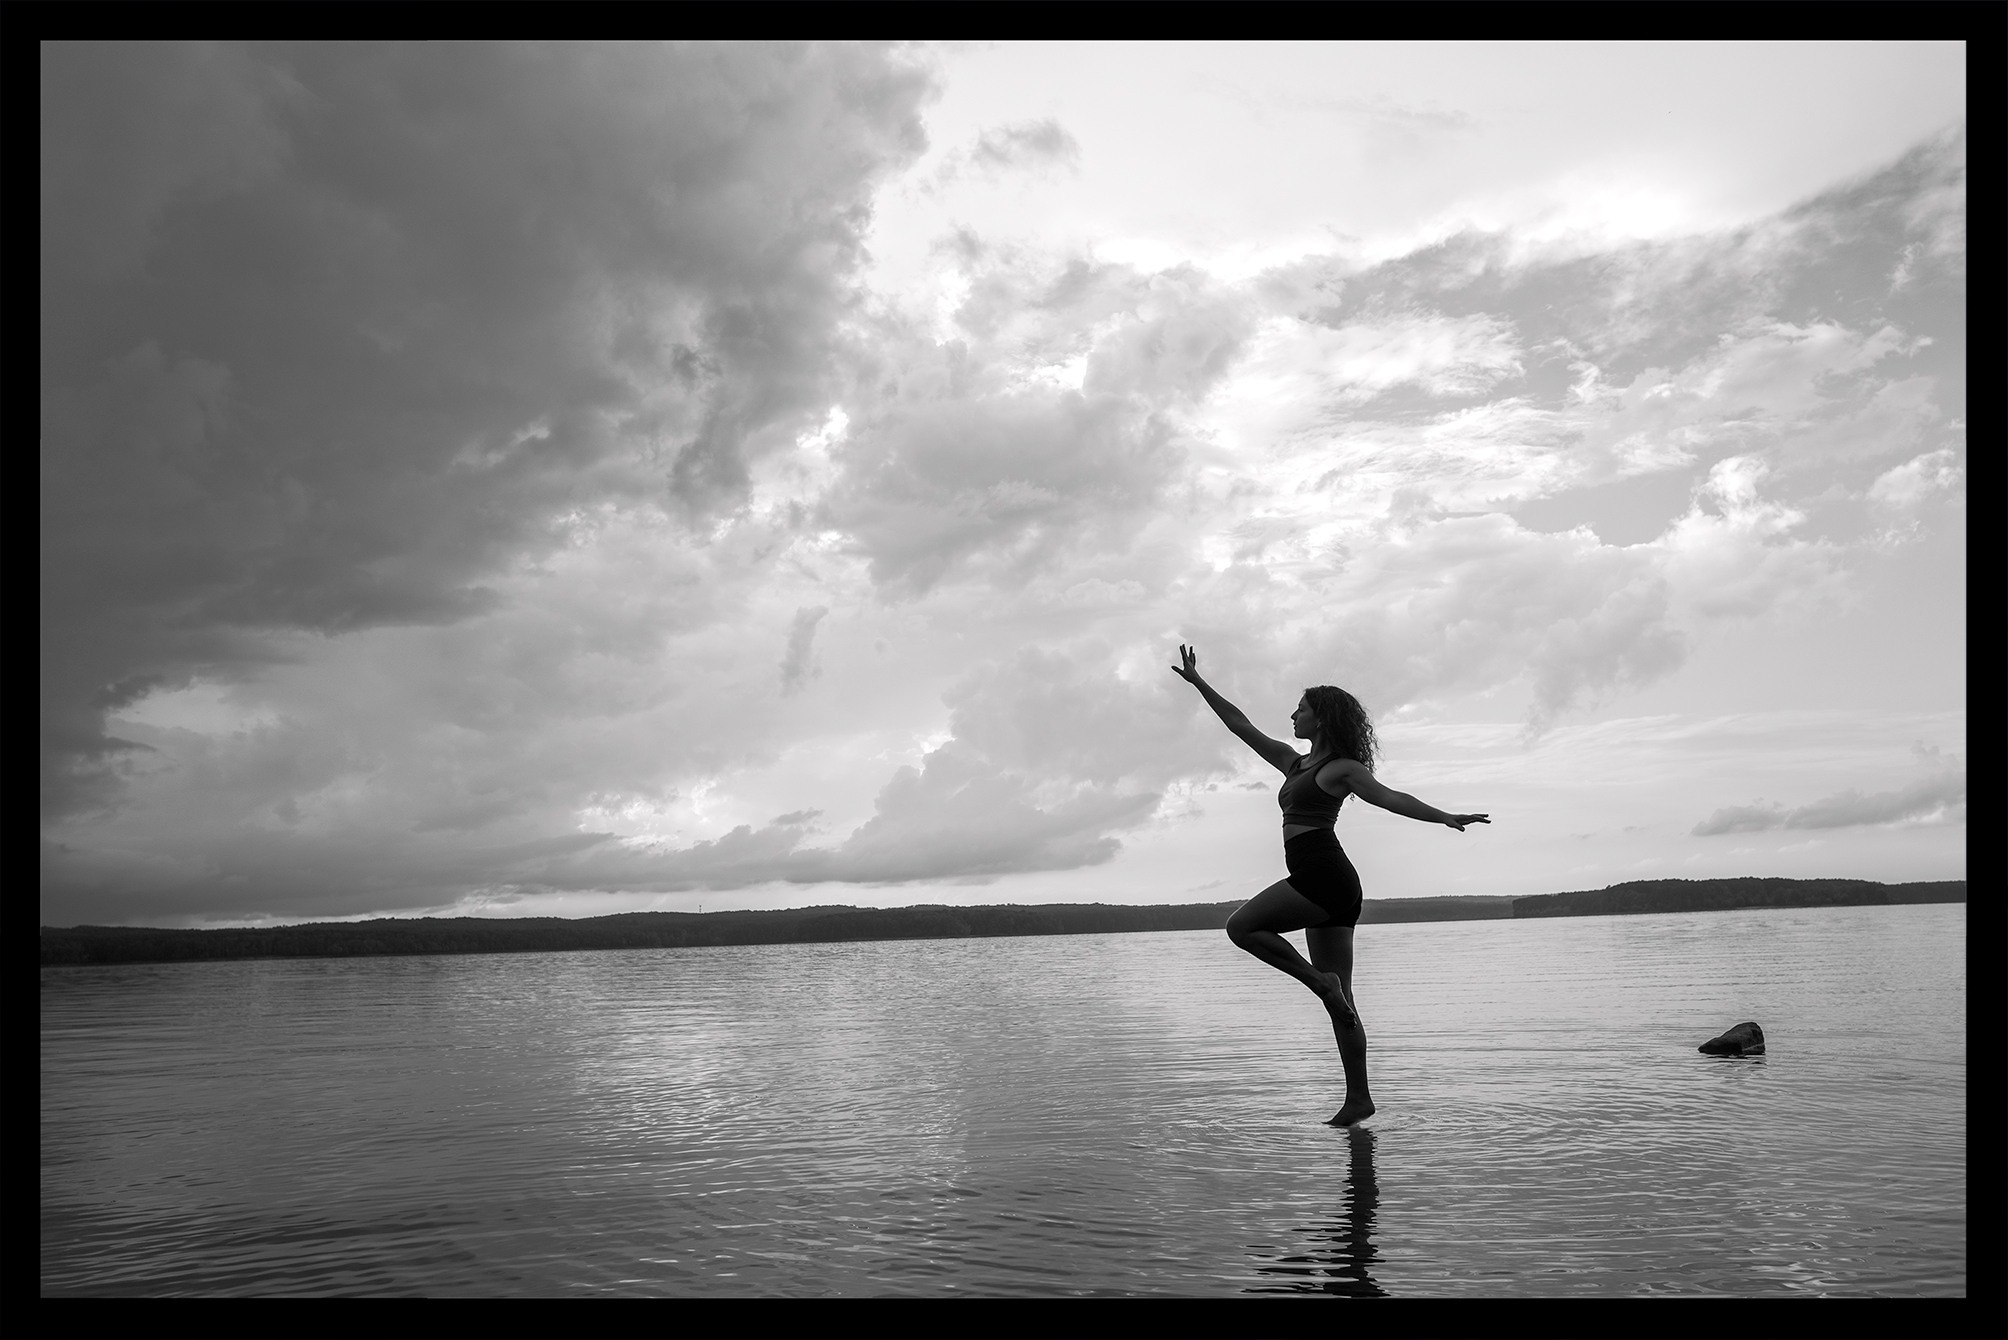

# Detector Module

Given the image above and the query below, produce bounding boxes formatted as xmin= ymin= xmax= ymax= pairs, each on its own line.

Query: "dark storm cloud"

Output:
xmin=40 ymin=41 xmax=931 ymax=819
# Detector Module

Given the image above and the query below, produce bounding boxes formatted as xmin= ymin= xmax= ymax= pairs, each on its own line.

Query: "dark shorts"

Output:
xmin=1284 ymin=829 xmax=1364 ymax=928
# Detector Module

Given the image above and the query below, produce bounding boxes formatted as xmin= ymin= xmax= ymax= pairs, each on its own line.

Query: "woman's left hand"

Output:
xmin=1445 ymin=813 xmax=1490 ymax=831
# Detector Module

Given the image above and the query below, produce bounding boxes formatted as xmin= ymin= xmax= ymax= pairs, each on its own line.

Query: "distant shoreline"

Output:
xmin=1511 ymin=877 xmax=1963 ymax=919
xmin=39 ymin=878 xmax=1964 ymax=967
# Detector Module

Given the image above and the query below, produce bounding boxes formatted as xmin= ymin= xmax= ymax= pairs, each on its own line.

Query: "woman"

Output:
xmin=1172 ymin=644 xmax=1488 ymax=1125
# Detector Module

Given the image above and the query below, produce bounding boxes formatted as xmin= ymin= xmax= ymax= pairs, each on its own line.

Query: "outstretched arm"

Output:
xmin=1171 ymin=644 xmax=1299 ymax=773
xmin=1327 ymin=759 xmax=1489 ymax=831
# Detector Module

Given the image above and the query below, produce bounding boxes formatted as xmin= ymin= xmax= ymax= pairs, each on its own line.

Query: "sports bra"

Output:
xmin=1279 ymin=753 xmax=1345 ymax=828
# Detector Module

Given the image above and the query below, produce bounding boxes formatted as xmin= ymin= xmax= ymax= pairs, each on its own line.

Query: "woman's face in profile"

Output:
xmin=1291 ymin=698 xmax=1314 ymax=739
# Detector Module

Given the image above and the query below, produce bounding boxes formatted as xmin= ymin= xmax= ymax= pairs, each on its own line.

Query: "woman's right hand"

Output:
xmin=1172 ymin=644 xmax=1201 ymax=685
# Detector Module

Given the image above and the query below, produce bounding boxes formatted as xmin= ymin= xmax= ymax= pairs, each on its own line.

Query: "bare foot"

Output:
xmin=1324 ymin=1098 xmax=1376 ymax=1127
xmin=1312 ymin=971 xmax=1356 ymax=1027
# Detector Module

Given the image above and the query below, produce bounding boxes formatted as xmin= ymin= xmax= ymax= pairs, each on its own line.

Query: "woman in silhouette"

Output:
xmin=1173 ymin=645 xmax=1488 ymax=1125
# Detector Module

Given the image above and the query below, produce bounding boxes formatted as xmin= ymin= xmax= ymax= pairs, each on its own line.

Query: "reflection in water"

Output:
xmin=1245 ymin=1125 xmax=1386 ymax=1296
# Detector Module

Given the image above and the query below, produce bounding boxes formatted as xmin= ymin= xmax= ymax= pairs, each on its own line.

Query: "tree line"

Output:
xmin=38 ymin=901 xmax=1245 ymax=966
xmin=39 ymin=878 xmax=1964 ymax=967
xmin=1511 ymin=878 xmax=1965 ymax=918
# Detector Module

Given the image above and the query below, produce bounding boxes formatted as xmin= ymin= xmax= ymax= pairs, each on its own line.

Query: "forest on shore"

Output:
xmin=1511 ymin=877 xmax=1963 ymax=918
xmin=40 ymin=878 xmax=1963 ymax=966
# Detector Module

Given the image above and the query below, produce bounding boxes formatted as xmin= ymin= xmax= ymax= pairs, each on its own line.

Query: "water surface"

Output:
xmin=41 ymin=903 xmax=1965 ymax=1296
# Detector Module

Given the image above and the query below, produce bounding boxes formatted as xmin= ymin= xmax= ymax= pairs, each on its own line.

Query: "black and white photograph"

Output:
xmin=41 ymin=40 xmax=1968 ymax=1302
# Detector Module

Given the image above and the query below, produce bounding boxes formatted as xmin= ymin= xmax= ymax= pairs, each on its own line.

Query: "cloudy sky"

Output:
xmin=41 ymin=42 xmax=1966 ymax=928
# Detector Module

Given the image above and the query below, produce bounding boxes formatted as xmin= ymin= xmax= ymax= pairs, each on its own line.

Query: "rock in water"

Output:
xmin=1698 ymin=1021 xmax=1765 ymax=1056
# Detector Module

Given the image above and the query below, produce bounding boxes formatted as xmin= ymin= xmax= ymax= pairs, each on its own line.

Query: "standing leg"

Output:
xmin=1307 ymin=925 xmax=1375 ymax=1125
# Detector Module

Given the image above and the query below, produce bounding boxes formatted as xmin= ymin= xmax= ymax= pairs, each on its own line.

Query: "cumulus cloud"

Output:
xmin=1868 ymin=447 xmax=1963 ymax=512
xmin=1659 ymin=456 xmax=1848 ymax=623
xmin=1171 ymin=144 xmax=1961 ymax=733
xmin=816 ymin=259 xmax=1251 ymax=596
xmin=817 ymin=386 xmax=1175 ymax=595
xmin=1172 ymin=508 xmax=1689 ymax=732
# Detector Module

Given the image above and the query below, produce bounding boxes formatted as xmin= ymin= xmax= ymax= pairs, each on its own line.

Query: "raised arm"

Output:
xmin=1325 ymin=758 xmax=1489 ymax=831
xmin=1171 ymin=644 xmax=1300 ymax=773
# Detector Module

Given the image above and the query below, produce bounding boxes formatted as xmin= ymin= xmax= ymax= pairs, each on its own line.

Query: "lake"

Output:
xmin=40 ymin=903 xmax=1965 ymax=1297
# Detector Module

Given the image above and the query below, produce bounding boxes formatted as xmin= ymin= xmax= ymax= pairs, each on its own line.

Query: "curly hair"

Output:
xmin=1301 ymin=685 xmax=1378 ymax=771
